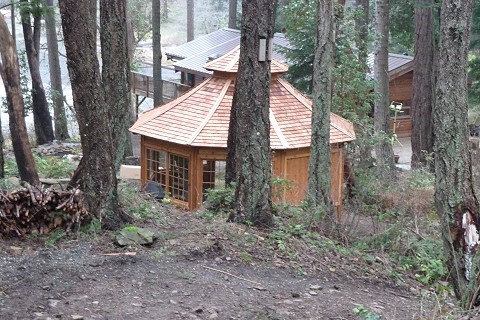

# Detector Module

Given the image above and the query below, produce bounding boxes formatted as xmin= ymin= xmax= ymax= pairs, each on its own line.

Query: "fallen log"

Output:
xmin=0 ymin=185 xmax=89 ymax=238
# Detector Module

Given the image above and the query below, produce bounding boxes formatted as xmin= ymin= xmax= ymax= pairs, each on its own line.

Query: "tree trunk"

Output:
xmin=276 ymin=0 xmax=286 ymax=32
xmin=355 ymin=0 xmax=369 ymax=67
xmin=20 ymin=0 xmax=55 ymax=145
xmin=354 ymin=0 xmax=374 ymax=169
xmin=227 ymin=0 xmax=275 ymax=227
xmin=373 ymin=0 xmax=394 ymax=176
xmin=0 ymin=14 xmax=39 ymax=185
xmin=228 ymin=0 xmax=237 ymax=29
xmin=187 ymin=0 xmax=194 ymax=41
xmin=307 ymin=0 xmax=335 ymax=222
xmin=45 ymin=0 xmax=70 ymax=141
xmin=100 ymin=0 xmax=133 ymax=169
xmin=59 ymin=0 xmax=128 ymax=230
xmin=434 ymin=0 xmax=479 ymax=309
xmin=10 ymin=3 xmax=15 ymax=42
xmin=162 ymin=0 xmax=168 ymax=20
xmin=411 ymin=0 xmax=434 ymax=168
xmin=152 ymin=0 xmax=164 ymax=106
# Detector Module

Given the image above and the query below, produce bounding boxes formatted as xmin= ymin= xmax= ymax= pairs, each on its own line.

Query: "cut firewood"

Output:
xmin=0 ymin=185 xmax=90 ymax=238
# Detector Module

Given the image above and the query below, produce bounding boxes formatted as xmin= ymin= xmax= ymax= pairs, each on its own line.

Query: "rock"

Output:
xmin=193 ymin=306 xmax=203 ymax=313
xmin=209 ymin=313 xmax=219 ymax=319
xmin=309 ymin=285 xmax=322 ymax=290
xmin=71 ymin=315 xmax=84 ymax=320
xmin=48 ymin=299 xmax=60 ymax=308
xmin=291 ymin=292 xmax=300 ymax=298
xmin=116 ymin=226 xmax=156 ymax=246
xmin=9 ymin=246 xmax=23 ymax=255
xmin=308 ymin=291 xmax=318 ymax=296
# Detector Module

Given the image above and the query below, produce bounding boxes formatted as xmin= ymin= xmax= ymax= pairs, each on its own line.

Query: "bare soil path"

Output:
xmin=0 ymin=210 xmax=454 ymax=320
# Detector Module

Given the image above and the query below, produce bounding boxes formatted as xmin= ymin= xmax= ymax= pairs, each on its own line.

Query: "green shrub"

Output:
xmin=34 ymin=155 xmax=77 ymax=179
xmin=200 ymin=184 xmax=235 ymax=219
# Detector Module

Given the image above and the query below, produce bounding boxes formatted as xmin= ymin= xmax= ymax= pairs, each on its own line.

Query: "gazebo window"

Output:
xmin=146 ymin=148 xmax=189 ymax=203
xmin=169 ymin=154 xmax=189 ymax=202
xmin=146 ymin=149 xmax=167 ymax=189
xmin=202 ymin=160 xmax=226 ymax=201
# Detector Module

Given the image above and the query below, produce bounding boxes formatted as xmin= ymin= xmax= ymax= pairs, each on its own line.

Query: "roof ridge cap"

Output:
xmin=186 ymin=78 xmax=233 ymax=145
xmin=269 ymin=108 xmax=290 ymax=149
xmin=129 ymin=80 xmax=208 ymax=133
xmin=329 ymin=113 xmax=356 ymax=140
xmin=278 ymin=78 xmax=312 ymax=111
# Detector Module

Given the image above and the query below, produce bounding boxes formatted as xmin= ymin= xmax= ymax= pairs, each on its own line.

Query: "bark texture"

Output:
xmin=434 ymin=0 xmax=479 ymax=309
xmin=59 ymin=0 xmax=127 ymax=229
xmin=20 ymin=0 xmax=55 ymax=145
xmin=100 ymin=0 xmax=133 ymax=169
xmin=227 ymin=0 xmax=275 ymax=227
xmin=45 ymin=0 xmax=70 ymax=141
xmin=373 ymin=0 xmax=394 ymax=175
xmin=307 ymin=0 xmax=335 ymax=217
xmin=152 ymin=0 xmax=164 ymax=106
xmin=411 ymin=0 xmax=434 ymax=168
xmin=0 ymin=14 xmax=39 ymax=185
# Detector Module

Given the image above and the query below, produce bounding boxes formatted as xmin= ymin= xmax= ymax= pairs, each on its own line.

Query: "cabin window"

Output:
xmin=146 ymin=148 xmax=189 ymax=204
xmin=202 ymin=160 xmax=226 ymax=201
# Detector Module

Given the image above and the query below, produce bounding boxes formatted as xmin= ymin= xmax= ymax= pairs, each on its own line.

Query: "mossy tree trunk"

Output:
xmin=307 ymin=0 xmax=335 ymax=222
xmin=45 ymin=0 xmax=70 ymax=141
xmin=100 ymin=0 xmax=133 ymax=169
xmin=152 ymin=0 xmax=164 ymax=107
xmin=411 ymin=0 xmax=435 ymax=168
xmin=0 ymin=14 xmax=39 ymax=185
xmin=373 ymin=0 xmax=394 ymax=176
xmin=227 ymin=0 xmax=275 ymax=227
xmin=59 ymin=0 xmax=130 ymax=230
xmin=434 ymin=0 xmax=479 ymax=309
xmin=20 ymin=0 xmax=55 ymax=145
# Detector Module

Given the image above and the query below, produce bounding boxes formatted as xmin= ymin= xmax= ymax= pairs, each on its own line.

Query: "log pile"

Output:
xmin=0 ymin=186 xmax=89 ymax=238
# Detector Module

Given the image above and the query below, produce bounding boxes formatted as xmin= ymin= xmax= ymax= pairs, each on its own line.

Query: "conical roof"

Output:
xmin=130 ymin=50 xmax=355 ymax=149
xmin=204 ymin=46 xmax=289 ymax=74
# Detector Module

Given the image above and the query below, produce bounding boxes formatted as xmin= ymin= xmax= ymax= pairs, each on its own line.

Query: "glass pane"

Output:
xmin=146 ymin=148 xmax=167 ymax=189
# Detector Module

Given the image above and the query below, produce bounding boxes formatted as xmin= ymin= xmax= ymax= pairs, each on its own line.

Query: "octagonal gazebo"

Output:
xmin=130 ymin=47 xmax=355 ymax=214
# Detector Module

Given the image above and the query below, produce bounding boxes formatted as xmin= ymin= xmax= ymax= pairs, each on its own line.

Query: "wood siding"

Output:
xmin=140 ymin=138 xmax=346 ymax=214
xmin=389 ymin=71 xmax=413 ymax=137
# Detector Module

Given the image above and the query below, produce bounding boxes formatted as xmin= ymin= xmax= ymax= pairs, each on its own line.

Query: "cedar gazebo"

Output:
xmin=130 ymin=47 xmax=356 ymax=213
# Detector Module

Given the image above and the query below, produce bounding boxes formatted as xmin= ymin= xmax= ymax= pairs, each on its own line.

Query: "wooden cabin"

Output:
xmin=368 ymin=53 xmax=414 ymax=137
xmin=389 ymin=54 xmax=414 ymax=137
xmin=130 ymin=47 xmax=356 ymax=214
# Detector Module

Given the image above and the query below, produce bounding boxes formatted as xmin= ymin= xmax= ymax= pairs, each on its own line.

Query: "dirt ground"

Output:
xmin=0 ymin=205 xmax=459 ymax=320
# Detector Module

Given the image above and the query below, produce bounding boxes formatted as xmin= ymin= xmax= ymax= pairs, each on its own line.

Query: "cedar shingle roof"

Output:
xmin=204 ymin=46 xmax=289 ymax=74
xmin=131 ymin=52 xmax=355 ymax=149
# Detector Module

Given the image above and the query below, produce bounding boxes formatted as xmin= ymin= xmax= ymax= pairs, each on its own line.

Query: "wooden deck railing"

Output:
xmin=131 ymin=72 xmax=190 ymax=102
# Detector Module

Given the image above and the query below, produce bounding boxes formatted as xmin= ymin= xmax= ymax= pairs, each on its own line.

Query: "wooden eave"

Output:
xmin=389 ymin=60 xmax=414 ymax=80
